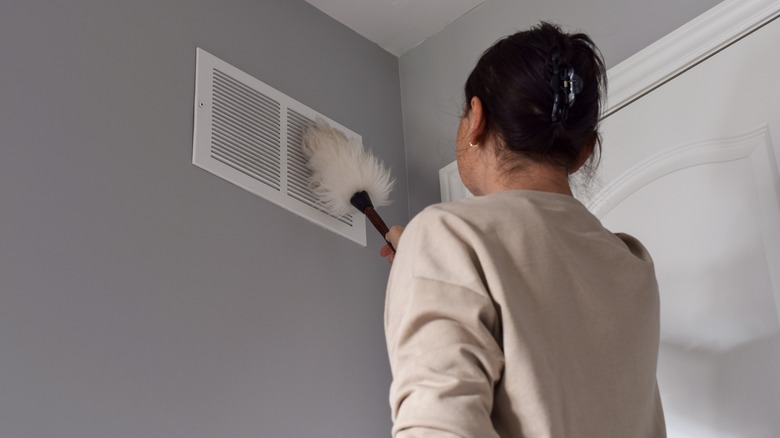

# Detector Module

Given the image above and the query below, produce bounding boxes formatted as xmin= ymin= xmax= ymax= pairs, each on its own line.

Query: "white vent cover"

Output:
xmin=192 ymin=48 xmax=366 ymax=246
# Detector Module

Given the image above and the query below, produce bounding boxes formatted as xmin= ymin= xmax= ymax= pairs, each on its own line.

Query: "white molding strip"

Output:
xmin=588 ymin=125 xmax=771 ymax=218
xmin=605 ymin=0 xmax=780 ymax=116
xmin=439 ymin=160 xmax=472 ymax=202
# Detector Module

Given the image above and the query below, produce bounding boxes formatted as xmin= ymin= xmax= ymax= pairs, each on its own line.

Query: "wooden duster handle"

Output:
xmin=364 ymin=206 xmax=394 ymax=253
xmin=350 ymin=190 xmax=395 ymax=253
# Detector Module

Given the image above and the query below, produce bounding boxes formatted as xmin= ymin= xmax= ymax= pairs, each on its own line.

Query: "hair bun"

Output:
xmin=463 ymin=22 xmax=606 ymax=173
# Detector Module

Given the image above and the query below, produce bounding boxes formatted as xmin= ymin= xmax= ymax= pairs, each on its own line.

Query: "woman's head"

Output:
xmin=463 ymin=22 xmax=607 ymax=176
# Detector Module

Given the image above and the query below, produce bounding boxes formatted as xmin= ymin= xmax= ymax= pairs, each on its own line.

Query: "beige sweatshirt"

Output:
xmin=385 ymin=190 xmax=665 ymax=437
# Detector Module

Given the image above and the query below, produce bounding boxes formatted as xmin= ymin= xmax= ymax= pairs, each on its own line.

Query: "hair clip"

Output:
xmin=550 ymin=54 xmax=583 ymax=123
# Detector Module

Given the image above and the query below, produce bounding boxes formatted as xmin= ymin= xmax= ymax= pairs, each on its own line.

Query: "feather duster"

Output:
xmin=303 ymin=117 xmax=396 ymax=249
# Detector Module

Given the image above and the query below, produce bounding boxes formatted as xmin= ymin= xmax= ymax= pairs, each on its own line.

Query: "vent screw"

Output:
xmin=199 ymin=102 xmax=204 ymax=108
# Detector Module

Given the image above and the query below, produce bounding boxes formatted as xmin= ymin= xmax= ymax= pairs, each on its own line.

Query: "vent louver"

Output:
xmin=211 ymin=69 xmax=282 ymax=191
xmin=193 ymin=48 xmax=365 ymax=246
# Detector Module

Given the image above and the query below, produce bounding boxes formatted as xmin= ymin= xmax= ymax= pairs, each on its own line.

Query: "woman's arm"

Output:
xmin=384 ymin=211 xmax=505 ymax=437
xmin=386 ymin=276 xmax=505 ymax=437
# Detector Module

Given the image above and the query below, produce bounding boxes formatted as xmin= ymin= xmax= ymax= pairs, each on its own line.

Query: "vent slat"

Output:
xmin=288 ymin=121 xmax=308 ymax=130
xmin=285 ymin=186 xmax=324 ymax=209
xmin=211 ymin=148 xmax=279 ymax=186
xmin=212 ymin=112 xmax=280 ymax=154
xmin=211 ymin=141 xmax=281 ymax=186
xmin=211 ymin=125 xmax=280 ymax=174
xmin=213 ymin=82 xmax=281 ymax=125
xmin=288 ymin=109 xmax=312 ymax=124
xmin=288 ymin=192 xmax=331 ymax=215
xmin=213 ymin=93 xmax=280 ymax=136
xmin=288 ymin=186 xmax=319 ymax=205
xmin=212 ymin=134 xmax=281 ymax=180
xmin=212 ymin=125 xmax=280 ymax=165
xmin=287 ymin=132 xmax=304 ymax=143
xmin=212 ymin=88 xmax=280 ymax=133
xmin=286 ymin=148 xmax=309 ymax=165
xmin=287 ymin=150 xmax=311 ymax=167
xmin=211 ymin=149 xmax=279 ymax=185
xmin=286 ymin=164 xmax=315 ymax=193
xmin=211 ymin=153 xmax=281 ymax=190
xmin=214 ymin=69 xmax=280 ymax=110
xmin=288 ymin=141 xmax=305 ymax=154
xmin=287 ymin=140 xmax=306 ymax=151
xmin=287 ymin=110 xmax=313 ymax=135
xmin=286 ymin=176 xmax=354 ymax=226
xmin=285 ymin=108 xmax=321 ymax=212
xmin=213 ymin=129 xmax=280 ymax=165
xmin=286 ymin=148 xmax=308 ymax=164
xmin=287 ymin=162 xmax=313 ymax=181
xmin=287 ymin=126 xmax=307 ymax=138
xmin=213 ymin=96 xmax=281 ymax=141
xmin=213 ymin=76 xmax=280 ymax=113
xmin=213 ymin=72 xmax=281 ymax=133
xmin=287 ymin=174 xmax=314 ymax=194
xmin=213 ymin=101 xmax=280 ymax=143
xmin=287 ymin=192 xmax=353 ymax=226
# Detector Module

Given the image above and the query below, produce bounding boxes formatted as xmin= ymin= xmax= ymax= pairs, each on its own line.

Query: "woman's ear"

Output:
xmin=468 ymin=96 xmax=487 ymax=145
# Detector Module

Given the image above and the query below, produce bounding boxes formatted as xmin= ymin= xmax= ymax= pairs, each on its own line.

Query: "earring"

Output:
xmin=469 ymin=142 xmax=479 ymax=148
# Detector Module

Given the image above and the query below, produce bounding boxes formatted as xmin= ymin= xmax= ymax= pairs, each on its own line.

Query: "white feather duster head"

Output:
xmin=302 ymin=117 xmax=395 ymax=216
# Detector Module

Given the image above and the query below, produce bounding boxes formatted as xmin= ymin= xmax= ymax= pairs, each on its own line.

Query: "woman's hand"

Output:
xmin=380 ymin=225 xmax=405 ymax=264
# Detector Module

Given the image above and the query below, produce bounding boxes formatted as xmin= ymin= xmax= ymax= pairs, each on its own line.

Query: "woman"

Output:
xmin=380 ymin=23 xmax=665 ymax=437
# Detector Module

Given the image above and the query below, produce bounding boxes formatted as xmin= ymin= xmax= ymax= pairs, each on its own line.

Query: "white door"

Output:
xmin=594 ymin=3 xmax=780 ymax=436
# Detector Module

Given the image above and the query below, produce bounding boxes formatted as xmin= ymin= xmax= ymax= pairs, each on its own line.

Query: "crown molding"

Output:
xmin=605 ymin=0 xmax=780 ymax=117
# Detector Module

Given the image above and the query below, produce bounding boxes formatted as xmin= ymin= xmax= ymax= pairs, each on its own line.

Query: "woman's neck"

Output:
xmin=479 ymin=159 xmax=573 ymax=196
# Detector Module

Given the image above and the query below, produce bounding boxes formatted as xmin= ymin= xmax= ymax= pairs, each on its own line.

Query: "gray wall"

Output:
xmin=399 ymin=0 xmax=724 ymax=215
xmin=0 ymin=0 xmax=732 ymax=436
xmin=0 ymin=1 xmax=406 ymax=437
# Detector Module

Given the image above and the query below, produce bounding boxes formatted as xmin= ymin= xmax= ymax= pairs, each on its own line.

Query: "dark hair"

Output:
xmin=464 ymin=22 xmax=607 ymax=174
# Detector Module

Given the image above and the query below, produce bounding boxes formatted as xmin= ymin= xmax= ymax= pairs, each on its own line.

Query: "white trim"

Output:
xmin=588 ymin=125 xmax=771 ymax=217
xmin=439 ymin=160 xmax=472 ymax=202
xmin=439 ymin=160 xmax=457 ymax=202
xmin=605 ymin=0 xmax=780 ymax=116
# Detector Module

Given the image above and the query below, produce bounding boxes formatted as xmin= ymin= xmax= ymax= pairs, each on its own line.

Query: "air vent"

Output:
xmin=193 ymin=48 xmax=365 ymax=245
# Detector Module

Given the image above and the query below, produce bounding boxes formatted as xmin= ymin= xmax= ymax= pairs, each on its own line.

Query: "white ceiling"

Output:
xmin=305 ymin=0 xmax=486 ymax=57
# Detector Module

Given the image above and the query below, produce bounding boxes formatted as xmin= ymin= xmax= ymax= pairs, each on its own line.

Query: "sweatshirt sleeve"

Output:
xmin=385 ymin=208 xmax=505 ymax=438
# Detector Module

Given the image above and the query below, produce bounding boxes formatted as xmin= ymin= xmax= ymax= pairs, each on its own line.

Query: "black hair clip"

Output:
xmin=550 ymin=54 xmax=583 ymax=123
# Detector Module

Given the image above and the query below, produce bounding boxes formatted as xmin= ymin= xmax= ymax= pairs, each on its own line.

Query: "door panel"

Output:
xmin=596 ymin=15 xmax=780 ymax=437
